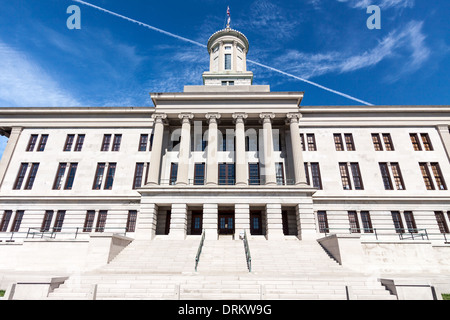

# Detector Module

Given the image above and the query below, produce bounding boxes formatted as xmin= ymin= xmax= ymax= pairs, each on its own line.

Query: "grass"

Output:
xmin=442 ymin=294 xmax=450 ymax=300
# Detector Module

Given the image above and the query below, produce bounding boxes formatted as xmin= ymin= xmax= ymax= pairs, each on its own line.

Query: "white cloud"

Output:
xmin=273 ymin=21 xmax=429 ymax=80
xmin=337 ymin=0 xmax=415 ymax=9
xmin=0 ymin=40 xmax=81 ymax=107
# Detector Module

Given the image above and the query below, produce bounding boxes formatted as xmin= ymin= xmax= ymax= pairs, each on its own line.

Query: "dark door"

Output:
xmin=282 ymin=210 xmax=289 ymax=235
xmin=191 ymin=212 xmax=203 ymax=235
xmin=218 ymin=214 xmax=234 ymax=235
xmin=164 ymin=210 xmax=171 ymax=235
xmin=250 ymin=211 xmax=263 ymax=235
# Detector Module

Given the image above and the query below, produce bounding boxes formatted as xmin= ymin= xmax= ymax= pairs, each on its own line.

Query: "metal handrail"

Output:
xmin=243 ymin=230 xmax=252 ymax=272
xmin=195 ymin=230 xmax=205 ymax=272
xmin=25 ymin=227 xmax=128 ymax=240
xmin=322 ymin=227 xmax=430 ymax=241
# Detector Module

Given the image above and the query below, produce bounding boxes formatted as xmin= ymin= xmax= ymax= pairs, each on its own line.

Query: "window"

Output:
xmin=350 ymin=163 xmax=363 ymax=190
xmin=221 ymin=81 xmax=234 ymax=86
xmin=390 ymin=163 xmax=405 ymax=190
xmin=24 ymin=163 xmax=39 ymax=190
xmin=317 ymin=211 xmax=329 ymax=233
xmin=334 ymin=133 xmax=354 ymax=151
xmin=345 ymin=134 xmax=355 ymax=151
xmin=53 ymin=210 xmax=65 ymax=232
xmin=112 ymin=134 xmax=122 ymax=151
xmin=360 ymin=211 xmax=373 ymax=233
xmin=126 ymin=210 xmax=137 ymax=232
xmin=404 ymin=211 xmax=417 ymax=233
xmin=64 ymin=134 xmax=75 ymax=151
xmin=300 ymin=134 xmax=305 ymax=151
xmin=248 ymin=163 xmax=260 ymax=185
xmin=133 ymin=163 xmax=145 ymax=189
xmin=53 ymin=163 xmax=67 ymax=190
xmin=391 ymin=211 xmax=404 ymax=233
xmin=37 ymin=134 xmax=48 ymax=152
xmin=83 ymin=210 xmax=96 ymax=232
xmin=334 ymin=134 xmax=344 ymax=151
xmin=219 ymin=163 xmax=235 ymax=185
xmin=13 ymin=163 xmax=29 ymax=190
xmin=419 ymin=163 xmax=435 ymax=190
xmin=41 ymin=210 xmax=54 ymax=232
xmin=64 ymin=163 xmax=78 ymax=190
xmin=104 ymin=163 xmax=117 ymax=190
xmin=421 ymin=133 xmax=433 ymax=151
xmin=276 ymin=163 xmax=285 ymax=185
xmin=101 ymin=134 xmax=112 ymax=151
xmin=0 ymin=210 xmax=12 ymax=232
xmin=435 ymin=211 xmax=449 ymax=233
xmin=410 ymin=133 xmax=422 ymax=151
xmin=93 ymin=163 xmax=106 ymax=190
xmin=194 ymin=163 xmax=205 ymax=185
xmin=431 ymin=163 xmax=447 ymax=190
xmin=11 ymin=210 xmax=24 ymax=232
xmin=339 ymin=163 xmax=352 ymax=190
xmin=382 ymin=134 xmax=394 ymax=151
xmin=96 ymin=210 xmax=108 ymax=232
xmin=310 ymin=163 xmax=322 ymax=189
xmin=74 ymin=134 xmax=85 ymax=152
xmin=379 ymin=163 xmax=393 ymax=190
xmin=169 ymin=163 xmax=178 ymax=185
xmin=224 ymin=54 xmax=231 ymax=70
xmin=348 ymin=211 xmax=360 ymax=233
xmin=139 ymin=134 xmax=148 ymax=151
xmin=372 ymin=134 xmax=383 ymax=151
xmin=26 ymin=135 xmax=38 ymax=152
xmin=307 ymin=134 xmax=316 ymax=151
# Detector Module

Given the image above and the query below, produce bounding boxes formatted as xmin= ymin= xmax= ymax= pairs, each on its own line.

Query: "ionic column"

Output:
xmin=233 ymin=113 xmax=248 ymax=185
xmin=436 ymin=124 xmax=450 ymax=162
xmin=147 ymin=114 xmax=167 ymax=185
xmin=286 ymin=113 xmax=307 ymax=185
xmin=260 ymin=113 xmax=277 ymax=185
xmin=0 ymin=127 xmax=22 ymax=190
xmin=176 ymin=113 xmax=194 ymax=185
xmin=205 ymin=113 xmax=221 ymax=185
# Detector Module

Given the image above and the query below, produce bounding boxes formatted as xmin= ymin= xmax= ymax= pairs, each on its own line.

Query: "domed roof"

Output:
xmin=206 ymin=28 xmax=250 ymax=53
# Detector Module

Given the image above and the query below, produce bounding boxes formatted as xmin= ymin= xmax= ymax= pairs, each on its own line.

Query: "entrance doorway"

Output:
xmin=191 ymin=211 xmax=203 ymax=235
xmin=250 ymin=210 xmax=263 ymax=235
xmin=218 ymin=213 xmax=234 ymax=235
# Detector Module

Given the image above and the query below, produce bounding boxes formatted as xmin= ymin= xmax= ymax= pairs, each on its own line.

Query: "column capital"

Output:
xmin=178 ymin=113 xmax=194 ymax=124
xmin=259 ymin=112 xmax=275 ymax=124
xmin=205 ymin=113 xmax=221 ymax=124
xmin=286 ymin=112 xmax=302 ymax=124
xmin=151 ymin=113 xmax=168 ymax=124
xmin=232 ymin=113 xmax=248 ymax=124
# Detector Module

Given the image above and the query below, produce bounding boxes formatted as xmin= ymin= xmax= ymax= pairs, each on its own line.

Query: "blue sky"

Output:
xmin=0 ymin=0 xmax=449 ymax=157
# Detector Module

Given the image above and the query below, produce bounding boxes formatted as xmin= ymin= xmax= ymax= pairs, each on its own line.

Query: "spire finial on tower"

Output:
xmin=226 ymin=6 xmax=231 ymax=29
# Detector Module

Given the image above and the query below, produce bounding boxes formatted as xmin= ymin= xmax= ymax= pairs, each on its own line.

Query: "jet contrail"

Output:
xmin=72 ymin=0 xmax=374 ymax=106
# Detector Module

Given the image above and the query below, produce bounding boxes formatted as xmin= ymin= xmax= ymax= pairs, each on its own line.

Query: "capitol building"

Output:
xmin=0 ymin=24 xmax=450 ymax=300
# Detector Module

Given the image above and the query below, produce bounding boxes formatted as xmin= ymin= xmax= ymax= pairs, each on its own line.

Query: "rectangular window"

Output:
xmin=37 ymin=134 xmax=48 ymax=152
xmin=101 ymin=134 xmax=112 ymax=151
xmin=41 ymin=210 xmax=54 ymax=232
xmin=382 ymin=133 xmax=394 ymax=151
xmin=276 ymin=162 xmax=284 ymax=185
xmin=64 ymin=163 xmax=78 ymax=190
xmin=350 ymin=163 xmax=363 ymax=190
xmin=410 ymin=133 xmax=422 ymax=151
xmin=419 ymin=163 xmax=434 ymax=190
xmin=379 ymin=163 xmax=393 ymax=190
xmin=404 ymin=211 xmax=417 ymax=233
xmin=126 ymin=210 xmax=138 ymax=232
xmin=334 ymin=134 xmax=344 ymax=151
xmin=372 ymin=133 xmax=383 ymax=151
xmin=248 ymin=163 xmax=260 ymax=185
xmin=430 ymin=163 xmax=447 ymax=190
xmin=0 ymin=210 xmax=12 ymax=232
xmin=307 ymin=134 xmax=316 ymax=151
xmin=339 ymin=163 xmax=352 ymax=190
xmin=53 ymin=163 xmax=67 ymax=190
xmin=139 ymin=134 xmax=148 ymax=152
xmin=53 ymin=210 xmax=65 ymax=232
xmin=96 ymin=210 xmax=108 ymax=232
xmin=345 ymin=134 xmax=355 ymax=151
xmin=360 ymin=211 xmax=373 ymax=233
xmin=11 ymin=210 xmax=24 ymax=232
xmin=390 ymin=163 xmax=405 ymax=190
xmin=93 ymin=163 xmax=106 ymax=190
xmin=304 ymin=163 xmax=310 ymax=185
xmin=112 ymin=134 xmax=122 ymax=151
xmin=391 ymin=211 xmax=404 ymax=233
xmin=311 ymin=162 xmax=322 ymax=189
xmin=317 ymin=211 xmax=329 ymax=233
xmin=83 ymin=210 xmax=96 ymax=232
xmin=420 ymin=133 xmax=433 ymax=151
xmin=348 ymin=211 xmax=360 ymax=233
xmin=300 ymin=134 xmax=305 ymax=151
xmin=224 ymin=54 xmax=231 ymax=70
xmin=64 ymin=134 xmax=75 ymax=152
xmin=13 ymin=163 xmax=29 ymax=190
xmin=219 ymin=163 xmax=235 ymax=185
xmin=435 ymin=211 xmax=449 ymax=233
xmin=74 ymin=134 xmax=85 ymax=152
xmin=133 ymin=163 xmax=145 ymax=189
xmin=24 ymin=163 xmax=39 ymax=190
xmin=170 ymin=163 xmax=178 ymax=185
xmin=194 ymin=163 xmax=206 ymax=185
xmin=26 ymin=135 xmax=38 ymax=152
xmin=104 ymin=163 xmax=117 ymax=190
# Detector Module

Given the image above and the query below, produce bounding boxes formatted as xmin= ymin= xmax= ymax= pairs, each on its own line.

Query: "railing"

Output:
xmin=243 ymin=230 xmax=252 ymax=272
xmin=322 ymin=227 xmax=432 ymax=241
xmin=195 ymin=230 xmax=206 ymax=272
xmin=157 ymin=178 xmax=297 ymax=186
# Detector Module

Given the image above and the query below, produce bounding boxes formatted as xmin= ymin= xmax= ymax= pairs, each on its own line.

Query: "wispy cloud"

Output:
xmin=337 ymin=0 xmax=415 ymax=9
xmin=273 ymin=20 xmax=429 ymax=81
xmin=0 ymin=40 xmax=81 ymax=107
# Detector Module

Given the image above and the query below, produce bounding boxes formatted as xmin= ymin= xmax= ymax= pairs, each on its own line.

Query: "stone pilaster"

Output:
xmin=235 ymin=203 xmax=250 ymax=239
xmin=266 ymin=203 xmax=284 ymax=239
xmin=203 ymin=203 xmax=218 ymax=240
xmin=169 ymin=203 xmax=187 ymax=239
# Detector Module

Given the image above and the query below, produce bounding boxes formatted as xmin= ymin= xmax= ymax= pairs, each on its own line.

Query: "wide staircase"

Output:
xmin=47 ymin=236 xmax=396 ymax=300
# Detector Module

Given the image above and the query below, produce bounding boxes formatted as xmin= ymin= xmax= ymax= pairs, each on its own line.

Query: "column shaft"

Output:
xmin=287 ymin=113 xmax=307 ymax=185
xmin=206 ymin=114 xmax=221 ymax=185
xmin=0 ymin=127 xmax=22 ymax=190
xmin=436 ymin=125 xmax=450 ymax=162
xmin=260 ymin=113 xmax=277 ymax=185
xmin=233 ymin=113 xmax=248 ymax=185
xmin=147 ymin=114 xmax=167 ymax=185
xmin=176 ymin=113 xmax=194 ymax=185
